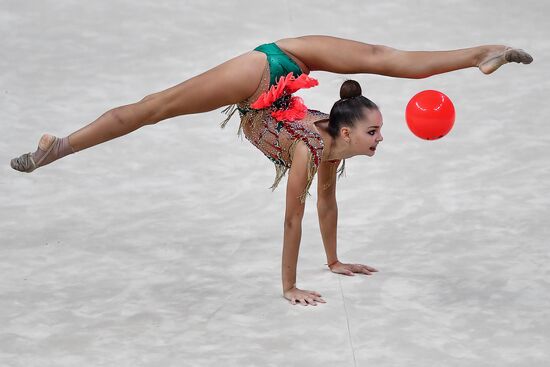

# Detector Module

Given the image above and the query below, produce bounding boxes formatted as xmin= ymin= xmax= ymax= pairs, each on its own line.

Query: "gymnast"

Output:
xmin=10 ymin=35 xmax=533 ymax=306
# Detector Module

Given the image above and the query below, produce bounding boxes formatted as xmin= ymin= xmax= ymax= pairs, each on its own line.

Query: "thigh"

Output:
xmin=142 ymin=50 xmax=267 ymax=122
xmin=276 ymin=35 xmax=393 ymax=74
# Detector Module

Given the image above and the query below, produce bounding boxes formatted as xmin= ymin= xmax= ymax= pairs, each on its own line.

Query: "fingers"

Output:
xmin=359 ymin=265 xmax=372 ymax=275
xmin=344 ymin=264 xmax=360 ymax=276
xmin=333 ymin=263 xmax=379 ymax=276
xmin=291 ymin=297 xmax=316 ymax=306
xmin=290 ymin=291 xmax=326 ymax=306
xmin=304 ymin=290 xmax=326 ymax=305
xmin=304 ymin=290 xmax=323 ymax=297
xmin=330 ymin=267 xmax=354 ymax=276
xmin=300 ymin=296 xmax=321 ymax=306
xmin=350 ymin=264 xmax=379 ymax=275
xmin=303 ymin=296 xmax=324 ymax=306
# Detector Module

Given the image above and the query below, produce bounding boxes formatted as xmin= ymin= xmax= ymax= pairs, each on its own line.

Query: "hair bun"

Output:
xmin=340 ymin=79 xmax=362 ymax=99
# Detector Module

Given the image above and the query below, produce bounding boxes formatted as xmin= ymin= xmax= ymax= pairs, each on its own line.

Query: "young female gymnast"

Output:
xmin=10 ymin=35 xmax=533 ymax=306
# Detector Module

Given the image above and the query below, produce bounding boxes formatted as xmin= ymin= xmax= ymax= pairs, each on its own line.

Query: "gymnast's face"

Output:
xmin=349 ymin=108 xmax=384 ymax=157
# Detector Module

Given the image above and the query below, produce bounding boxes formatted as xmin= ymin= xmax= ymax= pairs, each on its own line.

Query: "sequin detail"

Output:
xmin=220 ymin=46 xmax=345 ymax=203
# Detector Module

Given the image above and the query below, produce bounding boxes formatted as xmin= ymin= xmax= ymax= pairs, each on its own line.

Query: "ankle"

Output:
xmin=31 ymin=135 xmax=75 ymax=168
xmin=474 ymin=46 xmax=492 ymax=67
xmin=476 ymin=45 xmax=509 ymax=66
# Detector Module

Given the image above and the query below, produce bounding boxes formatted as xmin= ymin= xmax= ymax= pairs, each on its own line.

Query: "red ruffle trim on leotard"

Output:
xmin=250 ymin=72 xmax=319 ymax=122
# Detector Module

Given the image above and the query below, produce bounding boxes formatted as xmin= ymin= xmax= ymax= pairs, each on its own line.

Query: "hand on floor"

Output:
xmin=329 ymin=261 xmax=379 ymax=276
xmin=283 ymin=286 xmax=326 ymax=306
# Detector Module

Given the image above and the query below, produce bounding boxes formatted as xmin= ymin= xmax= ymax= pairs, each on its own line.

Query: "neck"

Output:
xmin=314 ymin=121 xmax=353 ymax=161
xmin=316 ymin=126 xmax=352 ymax=161
xmin=325 ymin=138 xmax=353 ymax=161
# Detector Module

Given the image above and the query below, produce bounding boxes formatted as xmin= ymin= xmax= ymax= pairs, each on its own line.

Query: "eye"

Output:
xmin=368 ymin=131 xmax=376 ymax=135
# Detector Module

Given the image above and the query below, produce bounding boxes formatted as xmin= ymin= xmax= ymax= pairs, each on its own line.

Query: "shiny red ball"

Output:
xmin=405 ymin=90 xmax=455 ymax=140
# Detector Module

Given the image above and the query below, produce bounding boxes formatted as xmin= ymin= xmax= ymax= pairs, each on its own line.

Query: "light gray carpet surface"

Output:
xmin=1 ymin=1 xmax=548 ymax=366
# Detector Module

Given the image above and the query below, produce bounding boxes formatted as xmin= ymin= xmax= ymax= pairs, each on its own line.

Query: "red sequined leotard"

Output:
xmin=220 ymin=43 xmax=345 ymax=203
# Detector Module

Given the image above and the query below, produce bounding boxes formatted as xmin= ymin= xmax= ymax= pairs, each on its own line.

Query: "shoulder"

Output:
xmin=287 ymin=139 xmax=318 ymax=204
xmin=289 ymin=139 xmax=311 ymax=168
xmin=288 ymin=118 xmax=326 ymax=165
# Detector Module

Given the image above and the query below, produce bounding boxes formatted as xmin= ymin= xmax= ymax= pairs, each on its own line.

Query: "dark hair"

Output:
xmin=327 ymin=79 xmax=379 ymax=139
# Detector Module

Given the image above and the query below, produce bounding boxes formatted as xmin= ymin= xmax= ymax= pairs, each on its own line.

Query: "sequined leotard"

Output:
xmin=220 ymin=42 xmax=345 ymax=203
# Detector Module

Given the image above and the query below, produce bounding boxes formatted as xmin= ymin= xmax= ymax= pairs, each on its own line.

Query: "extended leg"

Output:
xmin=11 ymin=50 xmax=267 ymax=172
xmin=277 ymin=35 xmax=532 ymax=78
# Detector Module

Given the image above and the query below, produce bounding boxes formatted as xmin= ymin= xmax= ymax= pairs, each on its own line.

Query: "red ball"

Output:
xmin=405 ymin=90 xmax=455 ymax=140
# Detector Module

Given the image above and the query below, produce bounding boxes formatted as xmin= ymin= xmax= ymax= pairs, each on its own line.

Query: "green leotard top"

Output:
xmin=254 ymin=43 xmax=303 ymax=86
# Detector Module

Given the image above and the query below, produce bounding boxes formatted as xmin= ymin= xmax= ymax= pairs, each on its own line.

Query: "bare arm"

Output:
xmin=316 ymin=160 xmax=340 ymax=267
xmin=316 ymin=159 xmax=380 ymax=277
xmin=281 ymin=141 xmax=327 ymax=306
xmin=281 ymin=142 xmax=309 ymax=292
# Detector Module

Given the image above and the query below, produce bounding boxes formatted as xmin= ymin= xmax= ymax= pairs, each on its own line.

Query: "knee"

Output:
xmin=106 ymin=107 xmax=127 ymax=126
xmin=108 ymin=103 xmax=160 ymax=128
xmin=370 ymin=45 xmax=397 ymax=63
xmin=372 ymin=44 xmax=395 ymax=54
xmin=140 ymin=93 xmax=157 ymax=103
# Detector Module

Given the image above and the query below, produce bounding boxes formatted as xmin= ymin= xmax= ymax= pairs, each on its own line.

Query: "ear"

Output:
xmin=340 ymin=126 xmax=352 ymax=141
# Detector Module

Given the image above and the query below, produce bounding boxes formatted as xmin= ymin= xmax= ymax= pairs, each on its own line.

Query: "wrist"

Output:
xmin=283 ymin=283 xmax=296 ymax=292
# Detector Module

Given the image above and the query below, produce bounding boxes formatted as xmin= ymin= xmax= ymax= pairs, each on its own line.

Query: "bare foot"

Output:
xmin=478 ymin=45 xmax=533 ymax=74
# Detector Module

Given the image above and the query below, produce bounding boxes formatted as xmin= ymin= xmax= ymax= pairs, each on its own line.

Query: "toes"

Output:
xmin=521 ymin=51 xmax=534 ymax=64
xmin=10 ymin=156 xmax=22 ymax=170
xmin=10 ymin=153 xmax=35 ymax=172
xmin=504 ymin=49 xmax=520 ymax=63
xmin=505 ymin=49 xmax=534 ymax=64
